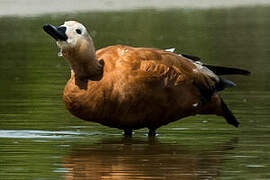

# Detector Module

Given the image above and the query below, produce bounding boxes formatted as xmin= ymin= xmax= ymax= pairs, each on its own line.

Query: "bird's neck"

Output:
xmin=70 ymin=54 xmax=103 ymax=80
xmin=63 ymin=48 xmax=104 ymax=89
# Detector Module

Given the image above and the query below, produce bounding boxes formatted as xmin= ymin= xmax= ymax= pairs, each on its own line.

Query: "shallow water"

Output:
xmin=0 ymin=7 xmax=270 ymax=180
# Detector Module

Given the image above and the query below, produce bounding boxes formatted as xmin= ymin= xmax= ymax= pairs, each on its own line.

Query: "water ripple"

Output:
xmin=0 ymin=130 xmax=84 ymax=139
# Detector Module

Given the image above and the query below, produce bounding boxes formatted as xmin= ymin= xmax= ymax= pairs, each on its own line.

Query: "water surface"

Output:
xmin=0 ymin=7 xmax=270 ymax=180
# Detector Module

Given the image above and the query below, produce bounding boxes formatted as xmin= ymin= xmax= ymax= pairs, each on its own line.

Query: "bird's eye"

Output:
xmin=76 ymin=29 xmax=82 ymax=34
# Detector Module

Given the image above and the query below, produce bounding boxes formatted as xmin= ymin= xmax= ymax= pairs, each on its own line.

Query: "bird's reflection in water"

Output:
xmin=63 ymin=137 xmax=237 ymax=180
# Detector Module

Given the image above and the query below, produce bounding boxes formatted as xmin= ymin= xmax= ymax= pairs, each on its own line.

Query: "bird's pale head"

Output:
xmin=43 ymin=21 xmax=95 ymax=58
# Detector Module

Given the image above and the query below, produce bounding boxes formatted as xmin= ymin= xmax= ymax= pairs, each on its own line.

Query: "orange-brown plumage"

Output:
xmin=43 ymin=21 xmax=249 ymax=136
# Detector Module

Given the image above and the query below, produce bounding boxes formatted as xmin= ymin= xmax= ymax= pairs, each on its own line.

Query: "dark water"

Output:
xmin=0 ymin=7 xmax=270 ymax=180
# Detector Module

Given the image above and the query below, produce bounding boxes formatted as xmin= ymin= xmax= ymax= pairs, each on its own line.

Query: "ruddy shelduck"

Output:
xmin=43 ymin=21 xmax=250 ymax=136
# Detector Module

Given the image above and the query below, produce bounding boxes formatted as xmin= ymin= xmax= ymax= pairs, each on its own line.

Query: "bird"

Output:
xmin=43 ymin=21 xmax=250 ymax=136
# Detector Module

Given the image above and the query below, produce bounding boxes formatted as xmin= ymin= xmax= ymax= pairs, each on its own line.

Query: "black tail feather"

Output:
xmin=204 ymin=65 xmax=251 ymax=76
xmin=215 ymin=78 xmax=236 ymax=91
xmin=182 ymin=54 xmax=201 ymax=61
xmin=220 ymin=98 xmax=239 ymax=128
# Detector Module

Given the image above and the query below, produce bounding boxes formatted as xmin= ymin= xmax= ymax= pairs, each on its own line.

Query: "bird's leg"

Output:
xmin=148 ymin=129 xmax=157 ymax=137
xmin=123 ymin=129 xmax=133 ymax=137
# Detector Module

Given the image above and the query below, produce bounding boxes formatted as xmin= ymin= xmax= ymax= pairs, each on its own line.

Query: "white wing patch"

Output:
xmin=165 ymin=48 xmax=175 ymax=52
xmin=193 ymin=61 xmax=219 ymax=81
xmin=178 ymin=53 xmax=219 ymax=82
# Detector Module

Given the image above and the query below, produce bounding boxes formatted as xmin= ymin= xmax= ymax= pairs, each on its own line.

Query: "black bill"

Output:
xmin=43 ymin=24 xmax=68 ymax=41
